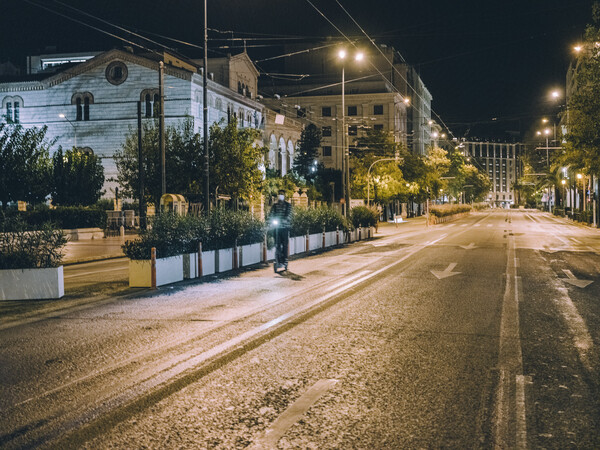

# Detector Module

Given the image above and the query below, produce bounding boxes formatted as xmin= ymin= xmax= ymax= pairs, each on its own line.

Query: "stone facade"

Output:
xmin=0 ymin=49 xmax=266 ymax=197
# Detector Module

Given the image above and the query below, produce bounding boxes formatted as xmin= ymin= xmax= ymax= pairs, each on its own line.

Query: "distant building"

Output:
xmin=461 ymin=141 xmax=526 ymax=207
xmin=0 ymin=48 xmax=267 ymax=197
xmin=259 ymin=43 xmax=433 ymax=175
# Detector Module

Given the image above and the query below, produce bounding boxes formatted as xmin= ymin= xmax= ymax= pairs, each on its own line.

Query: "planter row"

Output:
xmin=428 ymin=211 xmax=470 ymax=225
xmin=129 ymin=227 xmax=375 ymax=288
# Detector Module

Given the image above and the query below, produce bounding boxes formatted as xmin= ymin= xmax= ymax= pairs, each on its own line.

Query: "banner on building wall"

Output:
xmin=275 ymin=114 xmax=285 ymax=125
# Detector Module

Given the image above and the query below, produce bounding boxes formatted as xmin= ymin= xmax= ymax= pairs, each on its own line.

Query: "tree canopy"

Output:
xmin=51 ymin=147 xmax=104 ymax=206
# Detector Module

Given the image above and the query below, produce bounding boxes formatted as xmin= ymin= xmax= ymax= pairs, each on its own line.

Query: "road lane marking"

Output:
xmin=562 ymin=269 xmax=593 ymax=288
xmin=248 ymin=379 xmax=338 ymax=449
xmin=494 ymin=233 xmax=526 ymax=449
xmin=446 ymin=223 xmax=456 ymax=228
xmin=64 ymin=267 xmax=127 ymax=279
xmin=325 ymin=270 xmax=371 ymax=292
xmin=516 ymin=375 xmax=531 ymax=449
xmin=474 ymin=224 xmax=481 ymax=227
xmin=487 ymin=224 xmax=493 ymax=228
xmin=431 ymin=262 xmax=460 ymax=279
xmin=460 ymin=242 xmax=477 ymax=250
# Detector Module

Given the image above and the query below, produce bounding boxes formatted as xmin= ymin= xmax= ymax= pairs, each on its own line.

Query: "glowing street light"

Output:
xmin=58 ymin=113 xmax=77 ymax=148
xmin=337 ymin=48 xmax=365 ymax=216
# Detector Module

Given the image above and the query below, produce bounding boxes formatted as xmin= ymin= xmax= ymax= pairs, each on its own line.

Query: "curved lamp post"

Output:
xmin=58 ymin=113 xmax=77 ymax=149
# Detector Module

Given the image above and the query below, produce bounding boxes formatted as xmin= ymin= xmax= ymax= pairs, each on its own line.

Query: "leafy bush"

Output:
xmin=472 ymin=202 xmax=490 ymax=211
xmin=349 ymin=206 xmax=379 ymax=228
xmin=122 ymin=209 xmax=266 ymax=260
xmin=290 ymin=206 xmax=348 ymax=236
xmin=429 ymin=204 xmax=472 ymax=217
xmin=1 ymin=206 xmax=107 ymax=229
xmin=0 ymin=217 xmax=67 ymax=269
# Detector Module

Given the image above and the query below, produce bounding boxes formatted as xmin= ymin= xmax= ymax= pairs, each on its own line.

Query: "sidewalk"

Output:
xmin=62 ymin=236 xmax=135 ymax=265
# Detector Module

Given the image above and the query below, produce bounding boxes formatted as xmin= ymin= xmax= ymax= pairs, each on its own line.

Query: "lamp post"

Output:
xmin=338 ymin=49 xmax=364 ymax=217
xmin=58 ymin=113 xmax=76 ymax=149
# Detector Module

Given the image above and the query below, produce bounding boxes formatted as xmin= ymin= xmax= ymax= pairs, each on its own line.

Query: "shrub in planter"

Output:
xmin=205 ymin=208 xmax=265 ymax=251
xmin=429 ymin=204 xmax=472 ymax=218
xmin=349 ymin=206 xmax=379 ymax=228
xmin=290 ymin=206 xmax=348 ymax=237
xmin=0 ymin=218 xmax=67 ymax=269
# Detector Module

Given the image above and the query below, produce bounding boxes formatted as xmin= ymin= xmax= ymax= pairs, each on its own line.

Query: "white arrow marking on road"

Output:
xmin=562 ymin=269 xmax=594 ymax=288
xmin=431 ymin=262 xmax=461 ymax=279
xmin=459 ymin=242 xmax=477 ymax=250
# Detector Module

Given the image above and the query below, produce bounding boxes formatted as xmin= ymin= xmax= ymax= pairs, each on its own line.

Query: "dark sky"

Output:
xmin=2 ymin=0 xmax=594 ymax=140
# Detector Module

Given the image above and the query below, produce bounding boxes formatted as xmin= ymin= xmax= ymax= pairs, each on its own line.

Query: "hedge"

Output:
xmin=289 ymin=206 xmax=348 ymax=236
xmin=0 ymin=218 xmax=67 ymax=269
xmin=429 ymin=204 xmax=472 ymax=218
xmin=122 ymin=209 xmax=266 ymax=260
xmin=349 ymin=206 xmax=379 ymax=228
xmin=1 ymin=206 xmax=107 ymax=229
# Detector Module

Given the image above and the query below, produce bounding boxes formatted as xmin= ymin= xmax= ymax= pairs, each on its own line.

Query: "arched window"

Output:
xmin=72 ymin=92 xmax=93 ymax=121
xmin=153 ymin=93 xmax=160 ymax=118
xmin=145 ymin=94 xmax=152 ymax=118
xmin=3 ymin=96 xmax=23 ymax=123
xmin=76 ymin=98 xmax=82 ymax=121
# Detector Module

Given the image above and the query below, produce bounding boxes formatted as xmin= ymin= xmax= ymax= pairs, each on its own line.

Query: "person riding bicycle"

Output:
xmin=269 ymin=189 xmax=292 ymax=270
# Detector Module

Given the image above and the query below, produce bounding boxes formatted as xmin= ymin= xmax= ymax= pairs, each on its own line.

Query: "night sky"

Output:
xmin=2 ymin=0 xmax=594 ymax=140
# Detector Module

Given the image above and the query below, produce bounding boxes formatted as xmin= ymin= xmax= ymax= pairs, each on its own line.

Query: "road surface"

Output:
xmin=0 ymin=210 xmax=599 ymax=448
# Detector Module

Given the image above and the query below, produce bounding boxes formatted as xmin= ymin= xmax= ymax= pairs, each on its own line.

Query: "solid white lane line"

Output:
xmin=487 ymin=224 xmax=493 ymax=228
xmin=64 ymin=267 xmax=127 ymax=279
xmin=248 ymin=379 xmax=338 ymax=449
xmin=516 ymin=375 xmax=531 ymax=450
xmin=325 ymin=270 xmax=371 ymax=292
xmin=474 ymin=224 xmax=481 ymax=227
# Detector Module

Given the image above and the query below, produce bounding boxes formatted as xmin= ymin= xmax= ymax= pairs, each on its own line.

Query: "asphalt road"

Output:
xmin=0 ymin=210 xmax=599 ymax=449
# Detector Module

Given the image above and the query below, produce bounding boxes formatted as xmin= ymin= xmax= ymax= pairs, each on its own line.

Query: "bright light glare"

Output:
xmin=338 ymin=49 xmax=347 ymax=59
xmin=561 ymin=179 xmax=566 ymax=185
xmin=544 ymin=129 xmax=551 ymax=135
xmin=403 ymin=97 xmax=410 ymax=104
xmin=59 ymin=113 xmax=65 ymax=118
xmin=574 ymin=45 xmax=582 ymax=52
xmin=355 ymin=52 xmax=364 ymax=62
xmin=542 ymin=118 xmax=548 ymax=123
xmin=551 ymin=91 xmax=560 ymax=99
xmin=577 ymin=173 xmax=583 ymax=179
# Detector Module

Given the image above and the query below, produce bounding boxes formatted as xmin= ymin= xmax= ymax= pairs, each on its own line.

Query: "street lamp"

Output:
xmin=338 ymin=48 xmax=365 ymax=217
xmin=58 ymin=113 xmax=77 ymax=149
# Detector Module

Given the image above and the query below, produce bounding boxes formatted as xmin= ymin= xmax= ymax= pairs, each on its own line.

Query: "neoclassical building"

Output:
xmin=0 ymin=48 xmax=304 ymax=197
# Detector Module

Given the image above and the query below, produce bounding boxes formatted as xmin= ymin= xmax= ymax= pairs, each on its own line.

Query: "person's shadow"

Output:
xmin=275 ymin=270 xmax=304 ymax=281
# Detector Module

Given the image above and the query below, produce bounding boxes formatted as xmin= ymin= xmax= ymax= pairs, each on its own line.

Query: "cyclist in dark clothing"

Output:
xmin=269 ymin=189 xmax=292 ymax=270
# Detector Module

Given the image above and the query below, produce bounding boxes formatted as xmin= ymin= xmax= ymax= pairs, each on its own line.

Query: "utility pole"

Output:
xmin=137 ymin=101 xmax=146 ymax=230
xmin=159 ymin=61 xmax=166 ymax=198
xmin=341 ymin=65 xmax=347 ymax=216
xmin=203 ymin=0 xmax=210 ymax=213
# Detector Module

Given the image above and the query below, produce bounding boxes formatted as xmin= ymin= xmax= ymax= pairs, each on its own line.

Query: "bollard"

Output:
xmin=359 ymin=224 xmax=362 ymax=241
xmin=263 ymin=234 xmax=267 ymax=263
xmin=336 ymin=226 xmax=340 ymax=246
xmin=322 ymin=228 xmax=326 ymax=249
xmin=233 ymin=239 xmax=239 ymax=269
xmin=120 ymin=225 xmax=125 ymax=238
xmin=151 ymin=247 xmax=157 ymax=289
xmin=198 ymin=242 xmax=203 ymax=278
xmin=306 ymin=230 xmax=310 ymax=253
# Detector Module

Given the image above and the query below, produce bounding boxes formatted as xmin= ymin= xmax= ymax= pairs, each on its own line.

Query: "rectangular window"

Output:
xmin=6 ymin=102 xmax=12 ymax=123
xmin=373 ymin=104 xmax=383 ymax=115
xmin=348 ymin=105 xmax=357 ymax=116
xmin=322 ymin=146 xmax=332 ymax=157
xmin=322 ymin=106 xmax=331 ymax=117
xmin=322 ymin=126 xmax=332 ymax=137
xmin=502 ymin=147 xmax=507 ymax=159
xmin=348 ymin=125 xmax=358 ymax=136
xmin=13 ymin=102 xmax=19 ymax=123
xmin=297 ymin=107 xmax=306 ymax=118
xmin=374 ymin=124 xmax=384 ymax=131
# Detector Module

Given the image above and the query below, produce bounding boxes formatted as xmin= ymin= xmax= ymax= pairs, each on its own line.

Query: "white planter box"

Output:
xmin=291 ymin=235 xmax=306 ymax=255
xmin=64 ymin=227 xmax=105 ymax=241
xmin=217 ymin=248 xmax=233 ymax=273
xmin=308 ymin=233 xmax=322 ymax=251
xmin=201 ymin=250 xmax=216 ymax=276
xmin=240 ymin=243 xmax=261 ymax=267
xmin=183 ymin=253 xmax=199 ymax=279
xmin=0 ymin=266 xmax=64 ymax=300
xmin=266 ymin=247 xmax=275 ymax=261
xmin=325 ymin=231 xmax=337 ymax=247
xmin=129 ymin=255 xmax=184 ymax=287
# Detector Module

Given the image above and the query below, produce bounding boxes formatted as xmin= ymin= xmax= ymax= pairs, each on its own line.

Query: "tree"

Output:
xmin=0 ymin=124 xmax=53 ymax=208
xmin=563 ymin=4 xmax=600 ymax=176
xmin=350 ymin=129 xmax=405 ymax=202
xmin=292 ymin=124 xmax=321 ymax=181
xmin=51 ymin=147 xmax=104 ymax=206
xmin=115 ymin=118 xmax=203 ymax=206
xmin=209 ymin=118 xmax=266 ymax=204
